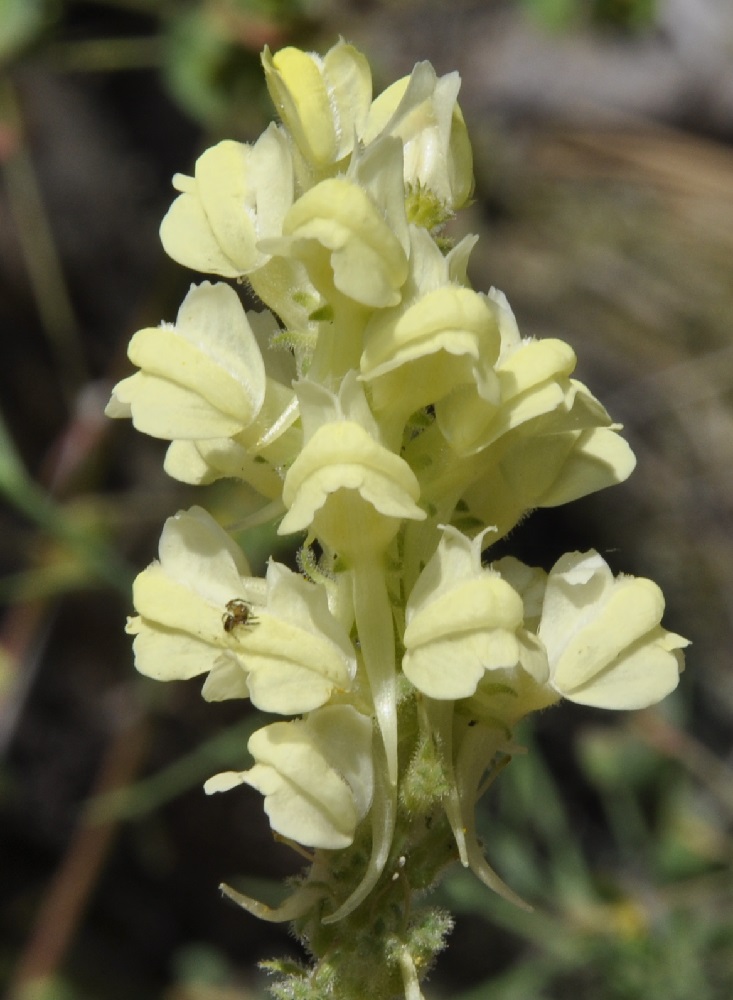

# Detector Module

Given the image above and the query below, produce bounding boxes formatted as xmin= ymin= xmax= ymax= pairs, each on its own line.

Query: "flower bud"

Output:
xmin=362 ymin=61 xmax=473 ymax=222
xmin=262 ymin=41 xmax=372 ymax=170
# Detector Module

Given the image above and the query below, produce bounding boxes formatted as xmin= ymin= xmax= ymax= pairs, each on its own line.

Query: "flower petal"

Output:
xmin=280 ymin=421 xmax=425 ymax=536
xmin=539 ymin=551 xmax=688 ymax=709
xmin=282 ymin=176 xmax=409 ymax=307
xmin=262 ymin=41 xmax=371 ymax=167
xmin=233 ymin=707 xmax=374 ymax=849
xmin=160 ymin=126 xmax=294 ymax=276
xmin=107 ymin=283 xmax=268 ymax=442
xmin=403 ymin=527 xmax=524 ymax=699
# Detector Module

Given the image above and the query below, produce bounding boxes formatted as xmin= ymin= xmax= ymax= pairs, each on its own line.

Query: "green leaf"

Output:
xmin=0 ymin=0 xmax=57 ymax=66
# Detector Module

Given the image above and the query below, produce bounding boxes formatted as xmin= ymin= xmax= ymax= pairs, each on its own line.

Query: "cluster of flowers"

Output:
xmin=107 ymin=41 xmax=688 ymax=928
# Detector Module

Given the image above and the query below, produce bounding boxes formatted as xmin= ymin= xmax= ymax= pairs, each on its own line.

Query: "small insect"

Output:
xmin=222 ymin=598 xmax=258 ymax=633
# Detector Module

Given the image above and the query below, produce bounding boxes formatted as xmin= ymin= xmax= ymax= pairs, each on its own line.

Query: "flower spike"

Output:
xmin=112 ymin=38 xmax=689 ymax=1000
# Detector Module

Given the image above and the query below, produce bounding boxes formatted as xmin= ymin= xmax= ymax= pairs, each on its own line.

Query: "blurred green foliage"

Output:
xmin=441 ymin=708 xmax=733 ymax=999
xmin=0 ymin=0 xmax=59 ymax=67
xmin=521 ymin=0 xmax=657 ymax=32
xmin=160 ymin=0 xmax=321 ymax=130
xmin=1 ymin=0 xmax=320 ymax=126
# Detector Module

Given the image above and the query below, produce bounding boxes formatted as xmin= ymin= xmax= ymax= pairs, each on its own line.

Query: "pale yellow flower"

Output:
xmin=128 ymin=507 xmax=358 ymax=714
xmin=539 ymin=550 xmax=688 ymax=709
xmin=437 ymin=289 xmax=578 ymax=455
xmin=265 ymin=136 xmax=410 ymax=308
xmin=362 ymin=60 xmax=473 ymax=221
xmin=491 ymin=556 xmax=547 ymax=630
xmin=161 ymin=349 xmax=300 ymax=489
xmin=262 ymin=40 xmax=372 ymax=172
xmin=279 ymin=375 xmax=425 ymax=556
xmin=107 ymin=282 xmax=302 ymax=493
xmin=162 ymin=427 xmax=294 ymax=495
xmin=403 ymin=526 xmax=524 ymax=700
xmin=159 ymin=125 xmax=294 ymax=278
xmin=205 ymin=705 xmax=374 ymax=849
xmin=459 ymin=393 xmax=637 ymax=540
xmin=202 ymin=560 xmax=356 ymax=714
xmin=126 ymin=506 xmax=260 ymax=685
xmin=106 ymin=282 xmax=268 ymax=440
xmin=360 ymin=227 xmax=499 ymax=422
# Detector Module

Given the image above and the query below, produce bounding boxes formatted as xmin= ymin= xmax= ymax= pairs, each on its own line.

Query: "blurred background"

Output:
xmin=2 ymin=1 xmax=733 ymax=997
